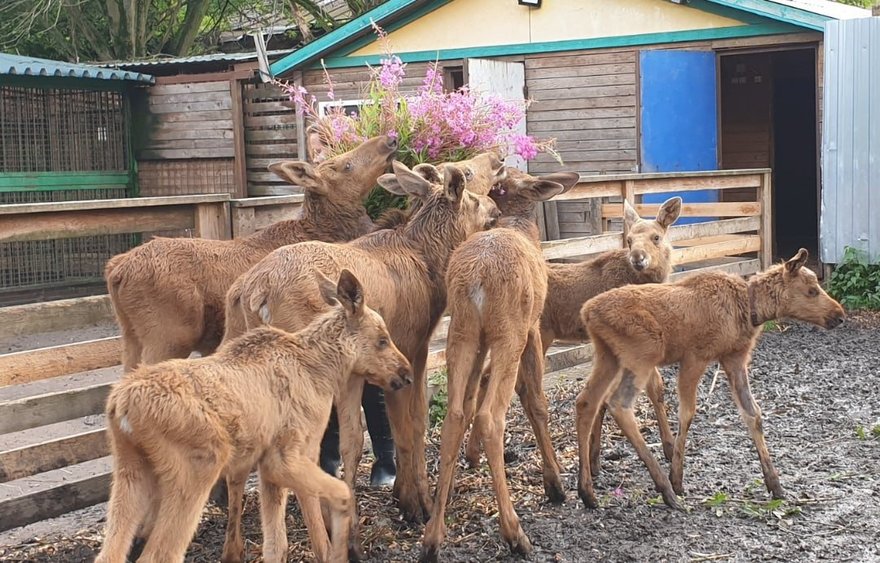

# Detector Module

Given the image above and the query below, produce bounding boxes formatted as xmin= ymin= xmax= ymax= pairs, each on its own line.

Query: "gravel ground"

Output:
xmin=1 ymin=312 xmax=878 ymax=563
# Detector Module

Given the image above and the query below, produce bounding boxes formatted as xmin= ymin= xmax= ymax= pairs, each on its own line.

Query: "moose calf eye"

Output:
xmin=808 ymin=288 xmax=819 ymax=297
xmin=626 ymin=237 xmax=633 ymax=246
xmin=378 ymin=338 xmax=389 ymax=348
xmin=652 ymin=235 xmax=660 ymax=243
xmin=344 ymin=162 xmax=353 ymax=171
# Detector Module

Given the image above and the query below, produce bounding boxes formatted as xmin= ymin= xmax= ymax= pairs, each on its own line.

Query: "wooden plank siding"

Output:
xmin=243 ymin=81 xmax=301 ymax=196
xmin=137 ymin=81 xmax=235 ymax=160
xmin=524 ymin=49 xmax=638 ymax=239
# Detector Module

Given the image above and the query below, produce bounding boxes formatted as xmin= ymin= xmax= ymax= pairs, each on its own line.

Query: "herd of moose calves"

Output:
xmin=93 ymin=135 xmax=847 ymax=563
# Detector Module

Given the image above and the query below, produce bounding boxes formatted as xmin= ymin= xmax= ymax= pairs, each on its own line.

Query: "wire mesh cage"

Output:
xmin=0 ymin=84 xmax=136 ymax=304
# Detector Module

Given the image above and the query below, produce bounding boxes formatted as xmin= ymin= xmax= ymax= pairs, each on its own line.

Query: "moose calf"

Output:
xmin=421 ymin=169 xmax=579 ymax=561
xmin=576 ymin=249 xmax=845 ymax=510
xmin=465 ymin=196 xmax=683 ymax=475
xmin=95 ymin=270 xmax=412 ymax=563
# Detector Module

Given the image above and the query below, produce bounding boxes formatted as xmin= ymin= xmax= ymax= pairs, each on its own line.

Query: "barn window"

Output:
xmin=443 ymin=66 xmax=465 ymax=91
xmin=317 ymin=98 xmax=371 ymax=117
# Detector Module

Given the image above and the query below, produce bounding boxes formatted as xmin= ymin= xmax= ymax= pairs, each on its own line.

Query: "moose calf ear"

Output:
xmin=382 ymin=160 xmax=432 ymax=198
xmin=623 ymin=199 xmax=641 ymax=229
xmin=315 ymin=270 xmax=340 ymax=306
xmin=413 ymin=163 xmax=442 ymax=184
xmin=336 ymin=269 xmax=365 ymax=317
xmin=657 ymin=196 xmax=683 ymax=229
xmin=784 ymin=248 xmax=809 ymax=274
xmin=269 ymin=161 xmax=325 ymax=193
xmin=442 ymin=163 xmax=466 ymax=202
xmin=538 ymin=171 xmax=580 ymax=194
xmin=520 ymin=179 xmax=565 ymax=202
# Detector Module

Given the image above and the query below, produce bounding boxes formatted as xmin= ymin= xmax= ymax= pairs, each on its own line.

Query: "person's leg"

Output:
xmin=319 ymin=407 xmax=341 ymax=477
xmin=363 ymin=383 xmax=396 ymax=487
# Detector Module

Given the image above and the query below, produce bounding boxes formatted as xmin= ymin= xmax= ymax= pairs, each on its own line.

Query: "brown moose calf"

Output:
xmin=576 ymin=249 xmax=845 ymax=510
xmin=95 ymin=270 xmax=412 ymax=563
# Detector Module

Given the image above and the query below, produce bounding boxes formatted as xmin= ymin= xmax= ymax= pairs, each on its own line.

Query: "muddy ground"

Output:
xmin=1 ymin=312 xmax=878 ymax=562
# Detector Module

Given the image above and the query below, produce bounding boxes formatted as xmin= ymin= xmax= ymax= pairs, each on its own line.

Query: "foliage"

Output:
xmin=855 ymin=424 xmax=880 ymax=440
xmin=827 ymin=246 xmax=880 ymax=310
xmin=427 ymin=369 xmax=448 ymax=428
xmin=832 ymin=0 xmax=874 ymax=7
xmin=276 ymin=23 xmax=560 ymax=217
xmin=0 ymin=0 xmax=377 ymax=61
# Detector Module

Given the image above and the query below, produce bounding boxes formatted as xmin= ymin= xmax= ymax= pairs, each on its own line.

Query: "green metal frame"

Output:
xmin=705 ymin=0 xmax=832 ymax=31
xmin=0 ymin=171 xmax=132 ymax=193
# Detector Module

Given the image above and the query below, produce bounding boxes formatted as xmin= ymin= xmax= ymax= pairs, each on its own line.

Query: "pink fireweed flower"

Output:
xmin=378 ymin=55 xmax=406 ymax=90
xmin=512 ymin=134 xmax=539 ymax=160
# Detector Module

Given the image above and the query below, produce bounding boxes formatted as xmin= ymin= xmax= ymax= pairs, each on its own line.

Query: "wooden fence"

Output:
xmin=0 ymin=168 xmax=770 ymax=531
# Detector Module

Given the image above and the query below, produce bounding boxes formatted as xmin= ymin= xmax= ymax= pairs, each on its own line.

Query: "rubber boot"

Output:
xmin=319 ymin=407 xmax=342 ymax=478
xmin=363 ymin=384 xmax=396 ymax=488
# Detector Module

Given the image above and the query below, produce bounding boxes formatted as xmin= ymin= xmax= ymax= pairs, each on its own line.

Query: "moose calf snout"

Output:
xmin=386 ymin=136 xmax=399 ymax=151
xmin=392 ymin=365 xmax=414 ymax=390
xmin=826 ymin=313 xmax=846 ymax=329
xmin=629 ymin=250 xmax=649 ymax=271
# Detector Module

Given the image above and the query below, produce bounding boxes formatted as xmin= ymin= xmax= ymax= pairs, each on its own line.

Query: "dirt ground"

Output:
xmin=1 ymin=312 xmax=878 ymax=563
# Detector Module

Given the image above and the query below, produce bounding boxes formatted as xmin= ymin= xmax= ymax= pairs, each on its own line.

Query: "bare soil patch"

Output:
xmin=1 ymin=312 xmax=878 ymax=562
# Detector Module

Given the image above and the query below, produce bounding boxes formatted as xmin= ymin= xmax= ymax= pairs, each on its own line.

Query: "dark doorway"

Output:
xmin=719 ymin=48 xmax=818 ymax=261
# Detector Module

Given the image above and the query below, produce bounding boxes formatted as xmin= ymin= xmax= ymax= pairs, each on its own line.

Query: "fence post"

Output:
xmin=759 ymin=171 xmax=773 ymax=269
xmin=195 ymin=201 xmax=231 ymax=240
xmin=622 ymin=180 xmax=636 ymax=237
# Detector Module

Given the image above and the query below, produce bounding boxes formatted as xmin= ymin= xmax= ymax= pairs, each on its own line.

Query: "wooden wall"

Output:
xmin=135 ymin=80 xmax=238 ymax=197
xmin=243 ymin=82 xmax=299 ymax=196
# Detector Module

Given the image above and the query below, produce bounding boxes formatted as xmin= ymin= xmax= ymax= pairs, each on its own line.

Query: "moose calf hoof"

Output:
xmin=419 ymin=543 xmax=440 ymax=563
xmin=399 ymin=496 xmax=431 ymax=524
xmin=661 ymin=489 xmax=685 ymax=512
xmin=544 ymin=478 xmax=566 ymax=504
xmin=221 ymin=552 xmax=245 ymax=563
xmin=578 ymin=486 xmax=599 ymax=510
xmin=348 ymin=542 xmax=365 ymax=562
xmin=128 ymin=537 xmax=147 ymax=561
xmin=508 ymin=529 xmax=533 ymax=557
xmin=670 ymin=476 xmax=685 ymax=497
xmin=770 ymin=485 xmax=787 ymax=501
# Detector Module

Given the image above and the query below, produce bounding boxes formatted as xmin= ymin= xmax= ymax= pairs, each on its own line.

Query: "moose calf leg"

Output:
xmin=137 ymin=463 xmax=222 ymax=563
xmin=335 ymin=378 xmax=366 ymax=560
xmin=607 ymin=369 xmax=682 ymax=511
xmin=478 ymin=351 xmax=532 ymax=556
xmin=421 ymin=336 xmax=484 ymax=563
xmin=257 ymin=478 xmax=290 ymax=563
xmin=515 ymin=328 xmax=565 ymax=503
xmin=95 ymin=439 xmax=152 ymax=563
xmin=647 ymin=367 xmax=675 ymax=463
xmin=588 ymin=404 xmax=608 ymax=479
xmin=669 ymin=359 xmax=707 ymax=496
xmin=220 ymin=466 xmax=251 ymax=563
xmin=575 ymin=341 xmax=621 ymax=509
xmin=388 ymin=346 xmax=433 ymax=523
xmin=463 ymin=367 xmax=490 ymax=468
xmin=722 ymin=359 xmax=785 ymax=499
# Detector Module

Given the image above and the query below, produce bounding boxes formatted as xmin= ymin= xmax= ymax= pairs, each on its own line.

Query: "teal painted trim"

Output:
xmin=336 ymin=0 xmax=453 ymax=57
xmin=0 ymin=75 xmax=127 ymax=91
xmin=316 ymin=22 xmax=804 ymax=69
xmin=270 ymin=0 xmax=436 ymax=77
xmin=705 ymin=0 xmax=830 ymax=31
xmin=688 ymin=0 xmax=766 ymax=24
xmin=0 ymin=171 xmax=131 ymax=193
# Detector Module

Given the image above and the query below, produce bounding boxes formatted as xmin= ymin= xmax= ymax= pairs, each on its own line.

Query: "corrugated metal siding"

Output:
xmin=0 ymin=53 xmax=153 ymax=83
xmin=821 ymin=17 xmax=880 ymax=264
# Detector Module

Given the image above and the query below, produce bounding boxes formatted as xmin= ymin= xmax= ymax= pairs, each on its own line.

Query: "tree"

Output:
xmin=0 ymin=0 xmax=384 ymax=62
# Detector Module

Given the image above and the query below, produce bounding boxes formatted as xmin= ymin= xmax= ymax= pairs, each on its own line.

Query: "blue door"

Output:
xmin=640 ymin=50 xmax=718 ymax=224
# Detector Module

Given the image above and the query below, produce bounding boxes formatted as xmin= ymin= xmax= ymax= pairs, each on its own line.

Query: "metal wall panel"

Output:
xmin=821 ymin=17 xmax=880 ymax=264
